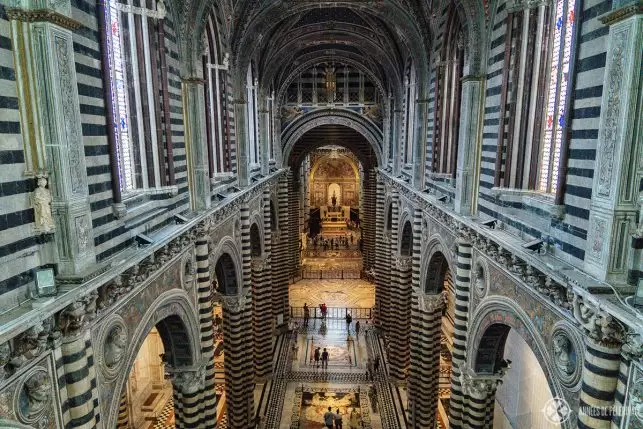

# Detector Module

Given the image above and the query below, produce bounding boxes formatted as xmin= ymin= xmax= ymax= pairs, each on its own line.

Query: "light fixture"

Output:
xmin=437 ymin=194 xmax=449 ymax=203
xmin=480 ymin=219 xmax=497 ymax=229
xmin=35 ymin=267 xmax=56 ymax=297
xmin=522 ymin=239 xmax=544 ymax=253
xmin=136 ymin=233 xmax=154 ymax=247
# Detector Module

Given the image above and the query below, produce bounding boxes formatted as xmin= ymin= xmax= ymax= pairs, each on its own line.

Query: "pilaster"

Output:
xmin=8 ymin=2 xmax=96 ymax=275
xmin=234 ymin=99 xmax=249 ymax=186
xmin=413 ymin=99 xmax=430 ymax=189
xmin=183 ymin=78 xmax=211 ymax=211
xmin=455 ymin=76 xmax=483 ymax=216
xmin=585 ymin=11 xmax=642 ymax=284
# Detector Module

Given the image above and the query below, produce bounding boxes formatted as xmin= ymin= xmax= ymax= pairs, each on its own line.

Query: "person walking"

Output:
xmin=355 ymin=320 xmax=360 ymax=337
xmin=373 ymin=354 xmax=380 ymax=374
xmin=334 ymin=408 xmax=343 ymax=429
xmin=321 ymin=347 xmax=329 ymax=369
xmin=323 ymin=407 xmax=335 ymax=429
xmin=366 ymin=357 xmax=374 ymax=381
xmin=314 ymin=347 xmax=321 ymax=368
xmin=349 ymin=408 xmax=361 ymax=429
xmin=345 ymin=313 xmax=352 ymax=332
xmin=303 ymin=303 xmax=309 ymax=325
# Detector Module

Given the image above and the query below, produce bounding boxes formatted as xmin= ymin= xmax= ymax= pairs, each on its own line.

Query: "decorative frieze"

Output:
xmin=572 ymin=295 xmax=625 ymax=347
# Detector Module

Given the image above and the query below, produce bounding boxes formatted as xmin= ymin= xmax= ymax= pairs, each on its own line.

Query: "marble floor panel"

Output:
xmin=279 ymin=382 xmax=382 ymax=429
xmin=289 ymin=280 xmax=375 ymax=309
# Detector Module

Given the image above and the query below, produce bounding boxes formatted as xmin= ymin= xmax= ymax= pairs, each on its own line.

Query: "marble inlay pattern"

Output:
xmin=289 ymin=280 xmax=376 ymax=308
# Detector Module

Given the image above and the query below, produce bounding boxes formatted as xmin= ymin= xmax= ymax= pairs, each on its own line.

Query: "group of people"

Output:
xmin=312 ymin=234 xmax=353 ymax=251
xmin=323 ymin=407 xmax=362 ymax=429
xmin=312 ymin=346 xmax=330 ymax=369
xmin=302 ymin=302 xmax=329 ymax=323
xmin=366 ymin=355 xmax=381 ymax=380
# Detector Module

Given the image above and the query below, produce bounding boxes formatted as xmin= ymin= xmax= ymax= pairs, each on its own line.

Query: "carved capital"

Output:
xmin=622 ymin=333 xmax=643 ymax=361
xmin=394 ymin=255 xmax=412 ymax=271
xmin=167 ymin=363 xmax=206 ymax=395
xmin=59 ymin=291 xmax=98 ymax=337
xmin=420 ymin=292 xmax=446 ymax=313
xmin=572 ymin=294 xmax=625 ymax=347
xmin=251 ymin=257 xmax=269 ymax=272
xmin=218 ymin=294 xmax=247 ymax=312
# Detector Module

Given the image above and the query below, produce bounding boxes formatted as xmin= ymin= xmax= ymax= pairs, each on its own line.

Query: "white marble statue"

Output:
xmin=31 ymin=175 xmax=54 ymax=233
xmin=552 ymin=335 xmax=574 ymax=375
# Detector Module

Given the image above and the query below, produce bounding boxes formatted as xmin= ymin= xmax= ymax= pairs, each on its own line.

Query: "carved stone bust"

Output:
xmin=23 ymin=371 xmax=51 ymax=419
xmin=104 ymin=326 xmax=127 ymax=369
xmin=552 ymin=334 xmax=575 ymax=376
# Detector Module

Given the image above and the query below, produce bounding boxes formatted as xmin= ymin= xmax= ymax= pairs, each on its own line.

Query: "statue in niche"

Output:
xmin=331 ymin=191 xmax=337 ymax=207
xmin=23 ymin=372 xmax=51 ymax=418
xmin=31 ymin=175 xmax=54 ymax=233
xmin=552 ymin=335 xmax=575 ymax=375
xmin=104 ymin=326 xmax=127 ymax=368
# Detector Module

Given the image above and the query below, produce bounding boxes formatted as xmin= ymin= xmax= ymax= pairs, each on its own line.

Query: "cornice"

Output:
xmin=5 ymin=8 xmax=82 ymax=30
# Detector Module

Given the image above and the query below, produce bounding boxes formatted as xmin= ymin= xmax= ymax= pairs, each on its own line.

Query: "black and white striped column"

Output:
xmin=461 ymin=374 xmax=503 ymax=429
xmin=222 ymin=292 xmax=255 ymax=427
xmin=611 ymin=350 xmax=634 ymax=429
xmin=117 ymin=391 xmax=128 ymax=428
xmin=272 ymin=175 xmax=290 ymax=325
xmin=409 ymin=293 xmax=445 ymax=428
xmin=374 ymin=177 xmax=391 ymax=333
xmin=253 ymin=189 xmax=273 ymax=379
xmin=448 ymin=238 xmax=473 ymax=429
xmin=578 ymin=338 xmax=622 ymax=429
xmin=171 ymin=366 xmax=206 ymax=428
xmin=362 ymin=169 xmax=377 ymax=269
xmin=60 ymin=328 xmax=96 ymax=428
xmin=287 ymin=170 xmax=300 ymax=276
xmin=388 ymin=191 xmax=412 ymax=381
xmin=195 ymin=231 xmax=217 ymax=427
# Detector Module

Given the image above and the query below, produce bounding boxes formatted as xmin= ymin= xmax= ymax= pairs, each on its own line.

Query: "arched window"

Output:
xmin=246 ymin=64 xmax=260 ymax=167
xmin=105 ymin=0 xmax=174 ymax=193
xmin=433 ymin=9 xmax=464 ymax=178
xmin=403 ymin=63 xmax=416 ymax=166
xmin=203 ymin=12 xmax=231 ymax=176
xmin=492 ymin=0 xmax=577 ymax=194
xmin=400 ymin=221 xmax=413 ymax=256
xmin=538 ymin=0 xmax=577 ymax=193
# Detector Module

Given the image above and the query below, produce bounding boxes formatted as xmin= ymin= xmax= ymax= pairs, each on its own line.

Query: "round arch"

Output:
xmin=282 ymin=109 xmax=384 ymax=166
xmin=214 ymin=253 xmax=240 ymax=295
xmin=420 ymin=234 xmax=455 ymax=293
xmin=310 ymin=153 xmax=360 ymax=183
xmin=105 ymin=290 xmax=201 ymax=429
xmin=467 ymin=296 xmax=570 ymax=425
xmin=250 ymin=222 xmax=262 ymax=257
xmin=210 ymin=237 xmax=243 ymax=291
xmin=399 ymin=220 xmax=413 ymax=256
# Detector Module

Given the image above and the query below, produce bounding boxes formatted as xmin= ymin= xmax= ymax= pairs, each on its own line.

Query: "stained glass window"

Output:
xmin=539 ymin=0 xmax=576 ymax=193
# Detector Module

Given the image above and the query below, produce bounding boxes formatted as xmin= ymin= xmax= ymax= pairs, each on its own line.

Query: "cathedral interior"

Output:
xmin=0 ymin=0 xmax=641 ymax=428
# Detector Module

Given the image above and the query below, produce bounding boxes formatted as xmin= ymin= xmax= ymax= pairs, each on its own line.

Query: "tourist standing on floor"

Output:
xmin=314 ymin=347 xmax=321 ymax=368
xmin=321 ymin=347 xmax=329 ymax=369
xmin=334 ymin=409 xmax=343 ymax=428
xmin=324 ymin=407 xmax=335 ymax=429
xmin=349 ymin=408 xmax=361 ymax=429
xmin=303 ymin=303 xmax=309 ymax=324
xmin=367 ymin=357 xmax=374 ymax=380
xmin=345 ymin=313 xmax=352 ymax=332
xmin=374 ymin=354 xmax=380 ymax=374
xmin=355 ymin=320 xmax=360 ymax=337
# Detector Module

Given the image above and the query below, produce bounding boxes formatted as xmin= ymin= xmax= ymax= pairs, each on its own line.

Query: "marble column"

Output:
xmin=7 ymin=6 xmax=96 ymax=275
xmin=287 ymin=171 xmax=300 ymax=275
xmin=409 ymin=293 xmax=445 ymax=428
xmin=459 ymin=371 xmax=505 ymax=429
xmin=584 ymin=9 xmax=642 ymax=284
xmin=389 ymin=254 xmax=412 ymax=382
xmin=58 ymin=300 xmax=98 ymax=429
xmin=117 ymin=391 xmax=129 ymax=428
xmin=195 ymin=230 xmax=217 ymax=426
xmin=272 ymin=175 xmax=290 ymax=325
xmin=374 ymin=178 xmax=391 ymax=332
xmin=448 ymin=238 xmax=473 ymax=429
xmin=183 ymin=79 xmax=211 ymax=211
xmin=221 ymin=292 xmax=255 ymax=428
xmin=611 ymin=335 xmax=642 ymax=429
xmin=578 ymin=339 xmax=622 ymax=429
xmin=253 ymin=190 xmax=273 ymax=378
xmin=392 ymin=109 xmax=404 ymax=176
xmin=454 ymin=77 xmax=482 ymax=216
xmin=361 ymin=169 xmax=378 ymax=270
xmin=169 ymin=363 xmax=207 ymax=428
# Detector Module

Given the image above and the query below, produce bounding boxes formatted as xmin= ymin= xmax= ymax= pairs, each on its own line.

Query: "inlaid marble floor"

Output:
xmin=289 ymin=280 xmax=376 ymax=308
xmin=279 ymin=319 xmax=383 ymax=429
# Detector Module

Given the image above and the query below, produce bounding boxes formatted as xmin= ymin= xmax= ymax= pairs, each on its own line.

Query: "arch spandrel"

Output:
xmin=104 ymin=290 xmax=201 ymax=429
